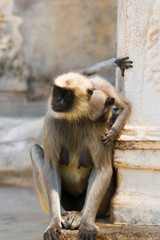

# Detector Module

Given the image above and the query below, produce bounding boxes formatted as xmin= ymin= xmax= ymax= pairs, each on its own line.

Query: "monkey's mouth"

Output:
xmin=52 ymin=105 xmax=64 ymax=112
xmin=52 ymin=104 xmax=72 ymax=113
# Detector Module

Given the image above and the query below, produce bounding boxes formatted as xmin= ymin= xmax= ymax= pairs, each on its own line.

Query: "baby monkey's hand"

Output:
xmin=115 ymin=57 xmax=133 ymax=77
xmin=102 ymin=129 xmax=116 ymax=145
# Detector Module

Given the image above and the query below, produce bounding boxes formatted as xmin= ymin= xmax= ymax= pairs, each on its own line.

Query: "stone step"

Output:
xmin=60 ymin=223 xmax=160 ymax=240
xmin=0 ymin=139 xmax=36 ymax=187
xmin=0 ymin=117 xmax=43 ymax=142
xmin=1 ymin=186 xmax=160 ymax=240
xmin=0 ymin=117 xmax=43 ymax=187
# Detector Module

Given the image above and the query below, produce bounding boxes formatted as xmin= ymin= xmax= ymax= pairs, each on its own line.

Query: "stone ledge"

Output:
xmin=59 ymin=223 xmax=160 ymax=240
xmin=114 ymin=140 xmax=160 ymax=150
xmin=0 ymin=139 xmax=39 ymax=187
xmin=0 ymin=169 xmax=33 ymax=187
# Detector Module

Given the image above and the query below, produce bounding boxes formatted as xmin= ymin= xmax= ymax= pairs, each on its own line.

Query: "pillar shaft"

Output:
xmin=111 ymin=0 xmax=160 ymax=225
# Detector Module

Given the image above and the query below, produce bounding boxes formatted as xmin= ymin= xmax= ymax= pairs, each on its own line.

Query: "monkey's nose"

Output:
xmin=56 ymin=96 xmax=62 ymax=103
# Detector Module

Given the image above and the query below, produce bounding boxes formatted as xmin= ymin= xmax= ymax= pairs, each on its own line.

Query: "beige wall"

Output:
xmin=0 ymin=0 xmax=117 ymax=101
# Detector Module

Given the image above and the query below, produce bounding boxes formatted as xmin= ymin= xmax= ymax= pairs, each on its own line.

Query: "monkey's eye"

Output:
xmin=53 ymin=86 xmax=60 ymax=94
xmin=105 ymin=97 xmax=115 ymax=107
xmin=65 ymin=90 xmax=73 ymax=97
xmin=87 ymin=90 xmax=93 ymax=96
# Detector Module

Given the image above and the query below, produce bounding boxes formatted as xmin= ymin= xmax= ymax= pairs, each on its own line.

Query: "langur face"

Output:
xmin=51 ymin=85 xmax=75 ymax=112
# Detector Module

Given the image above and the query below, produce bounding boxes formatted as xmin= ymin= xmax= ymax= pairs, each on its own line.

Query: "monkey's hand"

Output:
xmin=43 ymin=217 xmax=61 ymax=240
xmin=115 ymin=57 xmax=133 ymax=77
xmin=61 ymin=211 xmax=82 ymax=230
xmin=102 ymin=129 xmax=116 ymax=145
xmin=79 ymin=221 xmax=98 ymax=240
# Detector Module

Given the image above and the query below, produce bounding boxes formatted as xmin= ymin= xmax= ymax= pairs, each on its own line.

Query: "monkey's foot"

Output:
xmin=115 ymin=57 xmax=133 ymax=76
xmin=43 ymin=218 xmax=61 ymax=240
xmin=61 ymin=211 xmax=82 ymax=230
xmin=102 ymin=129 xmax=115 ymax=145
xmin=79 ymin=222 xmax=98 ymax=240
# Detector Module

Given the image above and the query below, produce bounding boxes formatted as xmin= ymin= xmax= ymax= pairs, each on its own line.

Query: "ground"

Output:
xmin=0 ymin=186 xmax=47 ymax=240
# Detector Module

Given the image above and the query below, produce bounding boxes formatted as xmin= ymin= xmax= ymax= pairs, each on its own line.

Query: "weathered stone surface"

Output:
xmin=0 ymin=116 xmax=44 ymax=186
xmin=0 ymin=117 xmax=43 ymax=186
xmin=0 ymin=75 xmax=27 ymax=92
xmin=116 ymin=0 xmax=160 ymax=126
xmin=0 ymin=140 xmax=36 ymax=171
xmin=14 ymin=0 xmax=117 ymax=76
xmin=0 ymin=0 xmax=29 ymax=97
xmin=0 ymin=117 xmax=43 ymax=142
xmin=59 ymin=224 xmax=160 ymax=240
xmin=0 ymin=0 xmax=117 ymax=101
xmin=0 ymin=140 xmax=40 ymax=187
xmin=112 ymin=0 xmax=160 ymax=226
xmin=0 ymin=102 xmax=46 ymax=117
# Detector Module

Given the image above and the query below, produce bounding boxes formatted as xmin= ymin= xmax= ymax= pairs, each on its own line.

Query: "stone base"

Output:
xmin=60 ymin=223 xmax=160 ymax=240
xmin=111 ymin=168 xmax=160 ymax=225
xmin=111 ymin=132 xmax=160 ymax=225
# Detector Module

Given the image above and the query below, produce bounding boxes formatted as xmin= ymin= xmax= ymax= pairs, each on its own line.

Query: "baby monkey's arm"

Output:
xmin=79 ymin=57 xmax=133 ymax=77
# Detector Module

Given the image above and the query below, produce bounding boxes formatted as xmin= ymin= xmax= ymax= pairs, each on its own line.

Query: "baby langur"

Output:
xmin=87 ymin=75 xmax=131 ymax=145
xmin=88 ymin=89 xmax=115 ymax=123
xmin=88 ymin=89 xmax=121 ymax=139
xmin=30 ymin=57 xmax=132 ymax=240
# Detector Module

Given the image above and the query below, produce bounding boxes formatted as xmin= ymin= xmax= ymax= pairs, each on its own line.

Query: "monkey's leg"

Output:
xmin=30 ymin=144 xmax=49 ymax=215
xmin=43 ymin=158 xmax=62 ymax=240
xmin=79 ymin=155 xmax=113 ymax=240
xmin=97 ymin=168 xmax=116 ymax=218
xmin=78 ymin=57 xmax=133 ymax=76
xmin=31 ymin=144 xmax=62 ymax=240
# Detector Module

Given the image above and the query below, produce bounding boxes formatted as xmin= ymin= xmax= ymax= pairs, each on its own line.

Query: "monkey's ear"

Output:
xmin=105 ymin=97 xmax=115 ymax=107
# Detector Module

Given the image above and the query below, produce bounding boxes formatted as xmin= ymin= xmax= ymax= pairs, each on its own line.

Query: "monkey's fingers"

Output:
xmin=121 ymin=65 xmax=133 ymax=76
xmin=70 ymin=212 xmax=81 ymax=230
xmin=66 ymin=216 xmax=74 ymax=229
xmin=61 ymin=211 xmax=74 ymax=229
xmin=115 ymin=57 xmax=133 ymax=77
xmin=102 ymin=137 xmax=112 ymax=145
xmin=71 ymin=218 xmax=81 ymax=230
xmin=123 ymin=60 xmax=133 ymax=64
xmin=79 ymin=223 xmax=98 ymax=240
xmin=102 ymin=131 xmax=115 ymax=145
xmin=62 ymin=211 xmax=81 ymax=230
xmin=61 ymin=212 xmax=71 ymax=229
xmin=123 ymin=65 xmax=133 ymax=69
xmin=43 ymin=229 xmax=60 ymax=240
xmin=120 ymin=64 xmax=133 ymax=76
xmin=121 ymin=69 xmax=125 ymax=77
xmin=120 ymin=57 xmax=129 ymax=61
xmin=119 ymin=58 xmax=133 ymax=65
xmin=43 ymin=221 xmax=61 ymax=240
xmin=61 ymin=211 xmax=68 ymax=216
xmin=61 ymin=218 xmax=68 ymax=229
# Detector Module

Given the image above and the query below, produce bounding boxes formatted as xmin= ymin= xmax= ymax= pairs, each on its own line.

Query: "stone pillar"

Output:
xmin=111 ymin=0 xmax=160 ymax=225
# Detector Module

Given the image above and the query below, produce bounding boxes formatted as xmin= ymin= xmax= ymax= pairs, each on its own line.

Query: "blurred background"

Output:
xmin=0 ymin=0 xmax=117 ymax=239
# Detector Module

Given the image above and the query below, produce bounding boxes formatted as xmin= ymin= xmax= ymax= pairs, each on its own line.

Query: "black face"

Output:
xmin=97 ymin=97 xmax=115 ymax=123
xmin=52 ymin=86 xmax=75 ymax=112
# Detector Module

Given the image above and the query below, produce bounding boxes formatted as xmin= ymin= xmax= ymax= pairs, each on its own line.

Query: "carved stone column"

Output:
xmin=111 ymin=0 xmax=160 ymax=225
